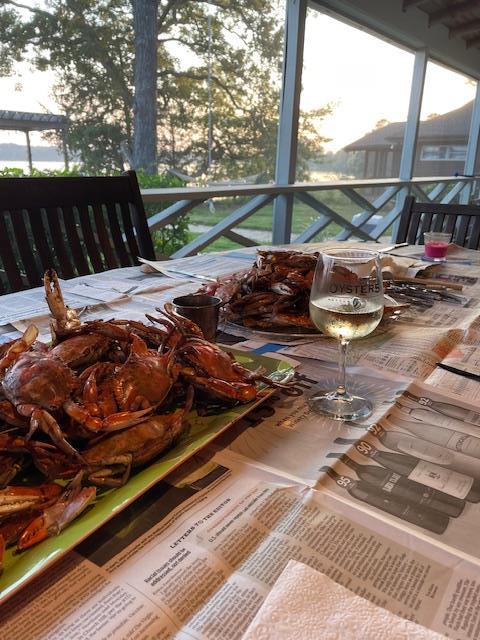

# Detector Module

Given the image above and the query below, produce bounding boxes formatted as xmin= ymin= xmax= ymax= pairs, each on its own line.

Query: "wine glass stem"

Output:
xmin=337 ymin=338 xmax=349 ymax=397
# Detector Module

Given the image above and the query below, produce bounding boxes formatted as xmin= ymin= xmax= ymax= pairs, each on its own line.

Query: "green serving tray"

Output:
xmin=0 ymin=349 xmax=294 ymax=604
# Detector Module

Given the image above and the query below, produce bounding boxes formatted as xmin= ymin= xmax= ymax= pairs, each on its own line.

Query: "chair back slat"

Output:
xmin=45 ymin=207 xmax=76 ymax=280
xmin=456 ymin=215 xmax=470 ymax=246
xmin=92 ymin=203 xmax=118 ymax=270
xmin=0 ymin=170 xmax=156 ymax=294
xmin=106 ymin=202 xmax=131 ymax=267
xmin=419 ymin=212 xmax=433 ymax=240
xmin=395 ymin=195 xmax=414 ymax=243
xmin=406 ymin=212 xmax=421 ymax=244
xmin=119 ymin=201 xmax=141 ymax=261
xmin=62 ymin=205 xmax=90 ymax=276
xmin=9 ymin=209 xmax=42 ymax=288
xmin=432 ymin=214 xmax=446 ymax=232
xmin=77 ymin=204 xmax=105 ymax=273
xmin=27 ymin=208 xmax=56 ymax=272
xmin=444 ymin=214 xmax=457 ymax=236
xmin=468 ymin=217 xmax=480 ymax=249
xmin=0 ymin=211 xmax=25 ymax=291
xmin=126 ymin=169 xmax=156 ymax=259
xmin=396 ymin=196 xmax=480 ymax=250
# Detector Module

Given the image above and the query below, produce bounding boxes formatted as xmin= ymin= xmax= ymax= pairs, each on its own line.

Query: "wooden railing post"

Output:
xmin=376 ymin=49 xmax=427 ymax=241
xmin=460 ymin=80 xmax=480 ymax=204
xmin=272 ymin=0 xmax=307 ymax=245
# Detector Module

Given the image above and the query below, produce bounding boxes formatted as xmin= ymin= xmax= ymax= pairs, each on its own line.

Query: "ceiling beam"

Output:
xmin=466 ymin=33 xmax=480 ymax=47
xmin=402 ymin=0 xmax=427 ymax=9
xmin=450 ymin=17 xmax=480 ymax=37
xmin=312 ymin=0 xmax=480 ymax=80
xmin=429 ymin=0 xmax=480 ymax=27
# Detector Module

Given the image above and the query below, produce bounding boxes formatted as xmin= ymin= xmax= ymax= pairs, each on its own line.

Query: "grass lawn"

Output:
xmin=188 ymin=190 xmax=358 ymax=234
xmin=186 ymin=233 xmax=240 ymax=253
xmin=184 ymin=189 xmax=374 ymax=252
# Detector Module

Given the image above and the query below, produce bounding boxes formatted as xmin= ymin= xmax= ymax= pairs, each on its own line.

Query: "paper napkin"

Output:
xmin=242 ymin=561 xmax=446 ymax=640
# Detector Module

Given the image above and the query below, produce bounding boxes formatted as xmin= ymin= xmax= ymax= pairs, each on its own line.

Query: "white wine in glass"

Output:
xmin=309 ymin=248 xmax=384 ymax=420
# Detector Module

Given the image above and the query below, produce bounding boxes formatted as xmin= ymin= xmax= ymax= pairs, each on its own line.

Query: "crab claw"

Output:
xmin=17 ymin=473 xmax=96 ymax=551
xmin=0 ymin=483 xmax=62 ymax=519
xmin=0 ymin=325 xmax=38 ymax=375
xmin=44 ymin=269 xmax=82 ymax=342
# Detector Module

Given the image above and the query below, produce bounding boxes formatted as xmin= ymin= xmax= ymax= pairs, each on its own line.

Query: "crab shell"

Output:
xmin=49 ymin=333 xmax=115 ymax=369
xmin=112 ymin=336 xmax=180 ymax=411
xmin=2 ymin=351 xmax=77 ymax=412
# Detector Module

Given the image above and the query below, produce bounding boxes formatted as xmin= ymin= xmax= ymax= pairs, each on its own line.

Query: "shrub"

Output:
xmin=135 ymin=171 xmax=189 ymax=257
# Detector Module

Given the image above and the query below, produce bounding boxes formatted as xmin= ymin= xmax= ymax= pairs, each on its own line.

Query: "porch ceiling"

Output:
xmin=311 ymin=0 xmax=480 ymax=79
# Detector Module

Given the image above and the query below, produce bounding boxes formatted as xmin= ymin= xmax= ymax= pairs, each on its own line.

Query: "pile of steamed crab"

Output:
xmin=201 ymin=249 xmax=404 ymax=331
xmin=0 ymin=270 xmax=286 ymax=570
xmin=202 ymin=249 xmax=320 ymax=331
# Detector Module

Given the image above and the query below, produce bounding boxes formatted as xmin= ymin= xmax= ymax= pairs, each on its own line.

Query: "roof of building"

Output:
xmin=0 ymin=110 xmax=68 ymax=132
xmin=344 ymin=101 xmax=473 ymax=151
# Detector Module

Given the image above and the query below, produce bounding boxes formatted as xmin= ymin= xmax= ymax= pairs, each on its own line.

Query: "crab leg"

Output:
xmin=0 ymin=483 xmax=62 ymax=520
xmin=0 ymin=325 xmax=38 ymax=375
xmin=0 ymin=455 xmax=23 ymax=488
xmin=0 ymin=399 xmax=28 ymax=427
xmin=181 ymin=372 xmax=258 ymax=403
xmin=25 ymin=407 xmax=85 ymax=463
xmin=17 ymin=473 xmax=96 ymax=550
xmin=63 ymin=400 xmax=155 ymax=433
xmin=161 ymin=303 xmax=205 ymax=337
xmin=85 ymin=454 xmax=133 ymax=488
xmin=44 ymin=269 xmax=82 ymax=342
xmin=0 ymin=512 xmax=40 ymax=544
xmin=0 ymin=433 xmax=29 ymax=453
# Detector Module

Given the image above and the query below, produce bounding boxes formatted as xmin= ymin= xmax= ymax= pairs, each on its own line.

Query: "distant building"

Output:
xmin=344 ymin=101 xmax=472 ymax=179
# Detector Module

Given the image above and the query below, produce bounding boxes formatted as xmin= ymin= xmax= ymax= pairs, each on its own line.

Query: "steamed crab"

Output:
xmin=81 ymin=386 xmax=194 ymax=486
xmin=0 ymin=325 xmax=155 ymax=459
xmin=150 ymin=303 xmax=292 ymax=406
xmin=0 ymin=474 xmax=96 ymax=568
xmin=0 ymin=268 xmax=287 ymax=495
xmin=0 ymin=273 xmax=186 ymax=452
xmin=201 ymin=249 xmax=319 ymax=330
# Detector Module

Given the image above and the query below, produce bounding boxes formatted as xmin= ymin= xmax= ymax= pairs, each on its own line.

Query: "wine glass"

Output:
xmin=309 ymin=248 xmax=384 ymax=421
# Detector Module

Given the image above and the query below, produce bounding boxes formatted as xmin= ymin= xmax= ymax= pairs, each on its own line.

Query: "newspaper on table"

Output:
xmin=3 ymin=360 xmax=480 ymax=639
xmin=5 ymin=252 xmax=480 ymax=638
xmin=139 ymin=251 xmax=257 ymax=281
xmin=11 ymin=278 xmax=198 ymax=343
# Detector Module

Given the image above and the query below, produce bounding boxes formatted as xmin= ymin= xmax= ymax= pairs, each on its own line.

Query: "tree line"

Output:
xmin=0 ymin=0 xmax=330 ymax=179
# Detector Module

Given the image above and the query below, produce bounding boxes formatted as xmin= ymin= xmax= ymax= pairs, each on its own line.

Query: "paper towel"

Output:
xmin=242 ymin=560 xmax=446 ymax=640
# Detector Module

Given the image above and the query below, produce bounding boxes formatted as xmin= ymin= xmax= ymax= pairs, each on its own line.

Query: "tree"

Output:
xmin=132 ymin=0 xmax=158 ymax=173
xmin=0 ymin=0 xmax=330 ymax=179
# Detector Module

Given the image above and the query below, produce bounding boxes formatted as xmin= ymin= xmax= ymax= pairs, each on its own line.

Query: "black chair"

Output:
xmin=395 ymin=195 xmax=480 ymax=248
xmin=0 ymin=170 xmax=156 ymax=293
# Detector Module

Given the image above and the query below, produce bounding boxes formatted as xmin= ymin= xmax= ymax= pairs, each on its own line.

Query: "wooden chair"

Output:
xmin=0 ymin=170 xmax=156 ymax=293
xmin=395 ymin=195 xmax=480 ymax=248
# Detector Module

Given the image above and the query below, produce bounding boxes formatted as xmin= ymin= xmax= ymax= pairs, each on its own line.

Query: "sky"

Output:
xmin=301 ymin=11 xmax=476 ymax=152
xmin=0 ymin=5 xmax=476 ymax=154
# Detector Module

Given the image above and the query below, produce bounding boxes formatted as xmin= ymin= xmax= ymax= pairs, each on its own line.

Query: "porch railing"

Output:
xmin=141 ymin=175 xmax=478 ymax=258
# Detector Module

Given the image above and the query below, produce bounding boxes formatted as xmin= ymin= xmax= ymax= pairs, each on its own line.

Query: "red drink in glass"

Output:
xmin=423 ymin=232 xmax=450 ymax=262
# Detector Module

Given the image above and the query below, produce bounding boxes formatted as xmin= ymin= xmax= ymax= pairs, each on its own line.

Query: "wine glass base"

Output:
xmin=308 ymin=391 xmax=373 ymax=421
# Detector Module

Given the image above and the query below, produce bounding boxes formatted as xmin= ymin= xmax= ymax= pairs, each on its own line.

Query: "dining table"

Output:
xmin=1 ymin=240 xmax=480 ymax=640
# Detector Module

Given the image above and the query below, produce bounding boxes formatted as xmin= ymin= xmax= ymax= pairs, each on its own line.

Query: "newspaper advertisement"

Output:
xmin=1 ymin=450 xmax=480 ymax=639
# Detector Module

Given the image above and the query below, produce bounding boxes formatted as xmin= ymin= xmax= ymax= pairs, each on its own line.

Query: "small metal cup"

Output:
xmin=172 ymin=293 xmax=222 ymax=341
